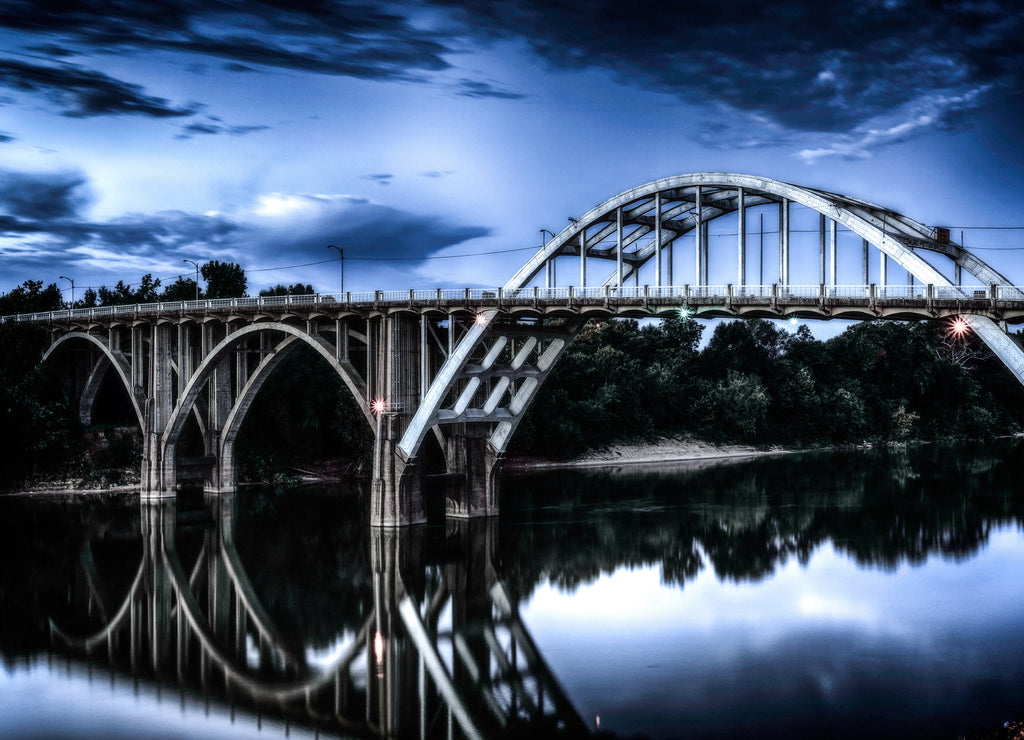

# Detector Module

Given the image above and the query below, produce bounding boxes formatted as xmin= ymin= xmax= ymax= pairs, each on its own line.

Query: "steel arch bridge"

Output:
xmin=16 ymin=172 xmax=1024 ymax=525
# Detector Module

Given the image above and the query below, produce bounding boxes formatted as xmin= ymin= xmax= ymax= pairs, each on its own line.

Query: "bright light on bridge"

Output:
xmin=371 ymin=398 xmax=387 ymax=415
xmin=947 ymin=316 xmax=970 ymax=340
xmin=475 ymin=312 xmax=488 ymax=326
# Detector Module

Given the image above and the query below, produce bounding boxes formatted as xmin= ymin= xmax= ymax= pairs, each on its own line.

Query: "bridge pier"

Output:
xmin=142 ymin=324 xmax=175 ymax=500
xmin=443 ymin=423 xmax=501 ymax=518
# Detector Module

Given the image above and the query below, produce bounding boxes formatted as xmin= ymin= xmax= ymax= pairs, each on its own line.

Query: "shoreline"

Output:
xmin=503 ymin=438 xmax=802 ymax=473
xmin=8 ymin=436 xmax=1018 ymax=495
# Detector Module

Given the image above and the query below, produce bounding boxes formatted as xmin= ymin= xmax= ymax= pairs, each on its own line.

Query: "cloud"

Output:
xmin=796 ymin=86 xmax=991 ymax=162
xmin=0 ymin=172 xmax=490 ymax=290
xmin=362 ymin=173 xmax=394 ymax=186
xmin=0 ymin=0 xmax=1019 ymax=144
xmin=242 ymin=193 xmax=490 ymax=263
xmin=175 ymin=119 xmax=270 ymax=139
xmin=0 ymin=131 xmax=13 ymax=143
xmin=0 ymin=1 xmax=454 ymax=80
xmin=0 ymin=168 xmax=92 ymax=220
xmin=421 ymin=170 xmax=455 ymax=178
xmin=433 ymin=0 xmax=1023 ymax=135
xmin=0 ymin=58 xmax=198 ymax=117
xmin=452 ymin=78 xmax=525 ymax=99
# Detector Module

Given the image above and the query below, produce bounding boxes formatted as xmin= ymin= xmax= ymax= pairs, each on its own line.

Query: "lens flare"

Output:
xmin=371 ymin=398 xmax=387 ymax=415
xmin=948 ymin=316 xmax=969 ymax=340
xmin=475 ymin=312 xmax=488 ymax=326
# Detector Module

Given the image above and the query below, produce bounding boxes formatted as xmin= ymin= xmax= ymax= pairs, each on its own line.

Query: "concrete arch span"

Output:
xmin=42 ymin=332 xmax=144 ymax=429
xmin=159 ymin=321 xmax=372 ymax=495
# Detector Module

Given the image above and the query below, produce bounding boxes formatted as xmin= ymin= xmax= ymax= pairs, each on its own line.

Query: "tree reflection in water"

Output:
xmin=1 ymin=440 xmax=1023 ymax=738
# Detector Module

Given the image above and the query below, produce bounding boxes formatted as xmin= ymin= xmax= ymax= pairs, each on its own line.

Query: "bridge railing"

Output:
xmin=5 ymin=284 xmax=1024 ymax=324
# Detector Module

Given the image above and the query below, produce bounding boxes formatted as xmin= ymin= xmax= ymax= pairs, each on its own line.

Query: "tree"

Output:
xmin=0 ymin=280 xmax=64 ymax=315
xmin=96 ymin=274 xmax=161 ymax=305
xmin=201 ymin=261 xmax=247 ymax=298
xmin=260 ymin=283 xmax=314 ymax=297
xmin=160 ymin=276 xmax=202 ymax=302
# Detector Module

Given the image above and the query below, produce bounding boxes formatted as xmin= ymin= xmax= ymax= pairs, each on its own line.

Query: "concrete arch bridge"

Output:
xmin=13 ymin=173 xmax=1024 ymax=525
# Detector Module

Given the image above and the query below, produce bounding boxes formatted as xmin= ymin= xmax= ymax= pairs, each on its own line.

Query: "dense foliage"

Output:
xmin=0 ymin=324 xmax=83 ymax=488
xmin=511 ymin=316 xmax=1024 ymax=458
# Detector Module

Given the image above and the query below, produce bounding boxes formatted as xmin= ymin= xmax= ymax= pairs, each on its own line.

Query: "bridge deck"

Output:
xmin=6 ymin=284 xmax=1024 ymax=325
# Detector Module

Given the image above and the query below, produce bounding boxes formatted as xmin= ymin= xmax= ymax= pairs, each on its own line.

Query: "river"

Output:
xmin=1 ymin=441 xmax=1023 ymax=739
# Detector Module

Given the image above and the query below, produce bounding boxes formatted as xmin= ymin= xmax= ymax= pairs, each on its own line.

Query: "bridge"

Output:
xmin=46 ymin=495 xmax=587 ymax=739
xmin=7 ymin=172 xmax=1024 ymax=526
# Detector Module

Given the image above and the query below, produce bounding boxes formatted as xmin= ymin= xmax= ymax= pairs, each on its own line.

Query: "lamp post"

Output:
xmin=182 ymin=259 xmax=199 ymax=301
xmin=59 ymin=275 xmax=74 ymax=307
xmin=327 ymin=244 xmax=344 ymax=295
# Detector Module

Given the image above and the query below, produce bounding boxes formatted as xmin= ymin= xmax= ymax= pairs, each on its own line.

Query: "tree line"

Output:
xmin=0 ymin=261 xmax=250 ymax=315
xmin=510 ymin=314 xmax=1024 ymax=458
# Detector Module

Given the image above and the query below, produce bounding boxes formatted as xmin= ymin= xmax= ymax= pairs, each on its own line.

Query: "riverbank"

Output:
xmin=504 ymin=437 xmax=797 ymax=472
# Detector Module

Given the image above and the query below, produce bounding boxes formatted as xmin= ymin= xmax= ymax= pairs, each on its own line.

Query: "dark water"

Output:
xmin=2 ymin=442 xmax=1024 ymax=739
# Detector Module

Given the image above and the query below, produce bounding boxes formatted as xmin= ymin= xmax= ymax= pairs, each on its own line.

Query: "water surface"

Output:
xmin=2 ymin=442 xmax=1023 ymax=739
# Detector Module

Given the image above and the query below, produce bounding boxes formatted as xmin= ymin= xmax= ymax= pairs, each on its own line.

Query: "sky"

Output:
xmin=1 ymin=0 xmax=1023 ymax=301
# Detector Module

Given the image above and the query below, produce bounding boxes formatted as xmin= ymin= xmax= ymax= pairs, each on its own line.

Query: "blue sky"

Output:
xmin=1 ymin=0 xmax=1023 ymax=299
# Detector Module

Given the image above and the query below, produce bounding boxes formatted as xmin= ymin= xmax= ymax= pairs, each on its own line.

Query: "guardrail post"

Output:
xmin=771 ymin=283 xmax=779 ymax=312
xmin=532 ymin=285 xmax=539 ymax=309
xmin=990 ymin=284 xmax=998 ymax=312
xmin=926 ymin=284 xmax=934 ymax=315
xmin=436 ymin=288 xmax=442 ymax=308
xmin=409 ymin=288 xmax=414 ymax=309
xmin=463 ymin=287 xmax=470 ymax=309
xmin=497 ymin=287 xmax=504 ymax=305
xmin=568 ymin=285 xmax=575 ymax=308
xmin=726 ymin=283 xmax=732 ymax=311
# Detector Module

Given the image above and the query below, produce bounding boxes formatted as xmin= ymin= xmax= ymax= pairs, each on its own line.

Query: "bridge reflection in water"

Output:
xmin=43 ymin=495 xmax=587 ymax=739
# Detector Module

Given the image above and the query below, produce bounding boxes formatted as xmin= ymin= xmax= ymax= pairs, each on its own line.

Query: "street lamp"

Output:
xmin=327 ymin=244 xmax=344 ymax=295
xmin=59 ymin=275 xmax=74 ymax=307
xmin=182 ymin=259 xmax=199 ymax=301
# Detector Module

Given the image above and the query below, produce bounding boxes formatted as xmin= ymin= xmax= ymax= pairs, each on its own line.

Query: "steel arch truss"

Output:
xmin=397 ymin=173 xmax=1024 ymax=522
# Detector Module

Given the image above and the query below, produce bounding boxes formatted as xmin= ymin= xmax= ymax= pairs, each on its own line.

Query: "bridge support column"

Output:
xmin=444 ymin=423 xmax=501 ymax=518
xmin=372 ymin=412 xmax=425 ymax=527
xmin=142 ymin=325 xmax=175 ymax=499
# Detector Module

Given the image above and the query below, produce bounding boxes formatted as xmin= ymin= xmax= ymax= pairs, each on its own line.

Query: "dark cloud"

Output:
xmin=2 ymin=0 xmax=1018 ymax=140
xmin=452 ymin=78 xmax=525 ymax=99
xmin=244 ymin=195 xmax=490 ymax=265
xmin=362 ymin=173 xmax=393 ymax=186
xmin=0 ymin=174 xmax=489 ymax=289
xmin=175 ymin=119 xmax=270 ymax=139
xmin=0 ymin=131 xmax=14 ymax=143
xmin=432 ymin=0 xmax=1024 ymax=134
xmin=421 ymin=170 xmax=455 ymax=178
xmin=0 ymin=168 xmax=92 ymax=220
xmin=0 ymin=0 xmax=453 ymax=80
xmin=0 ymin=58 xmax=197 ymax=117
